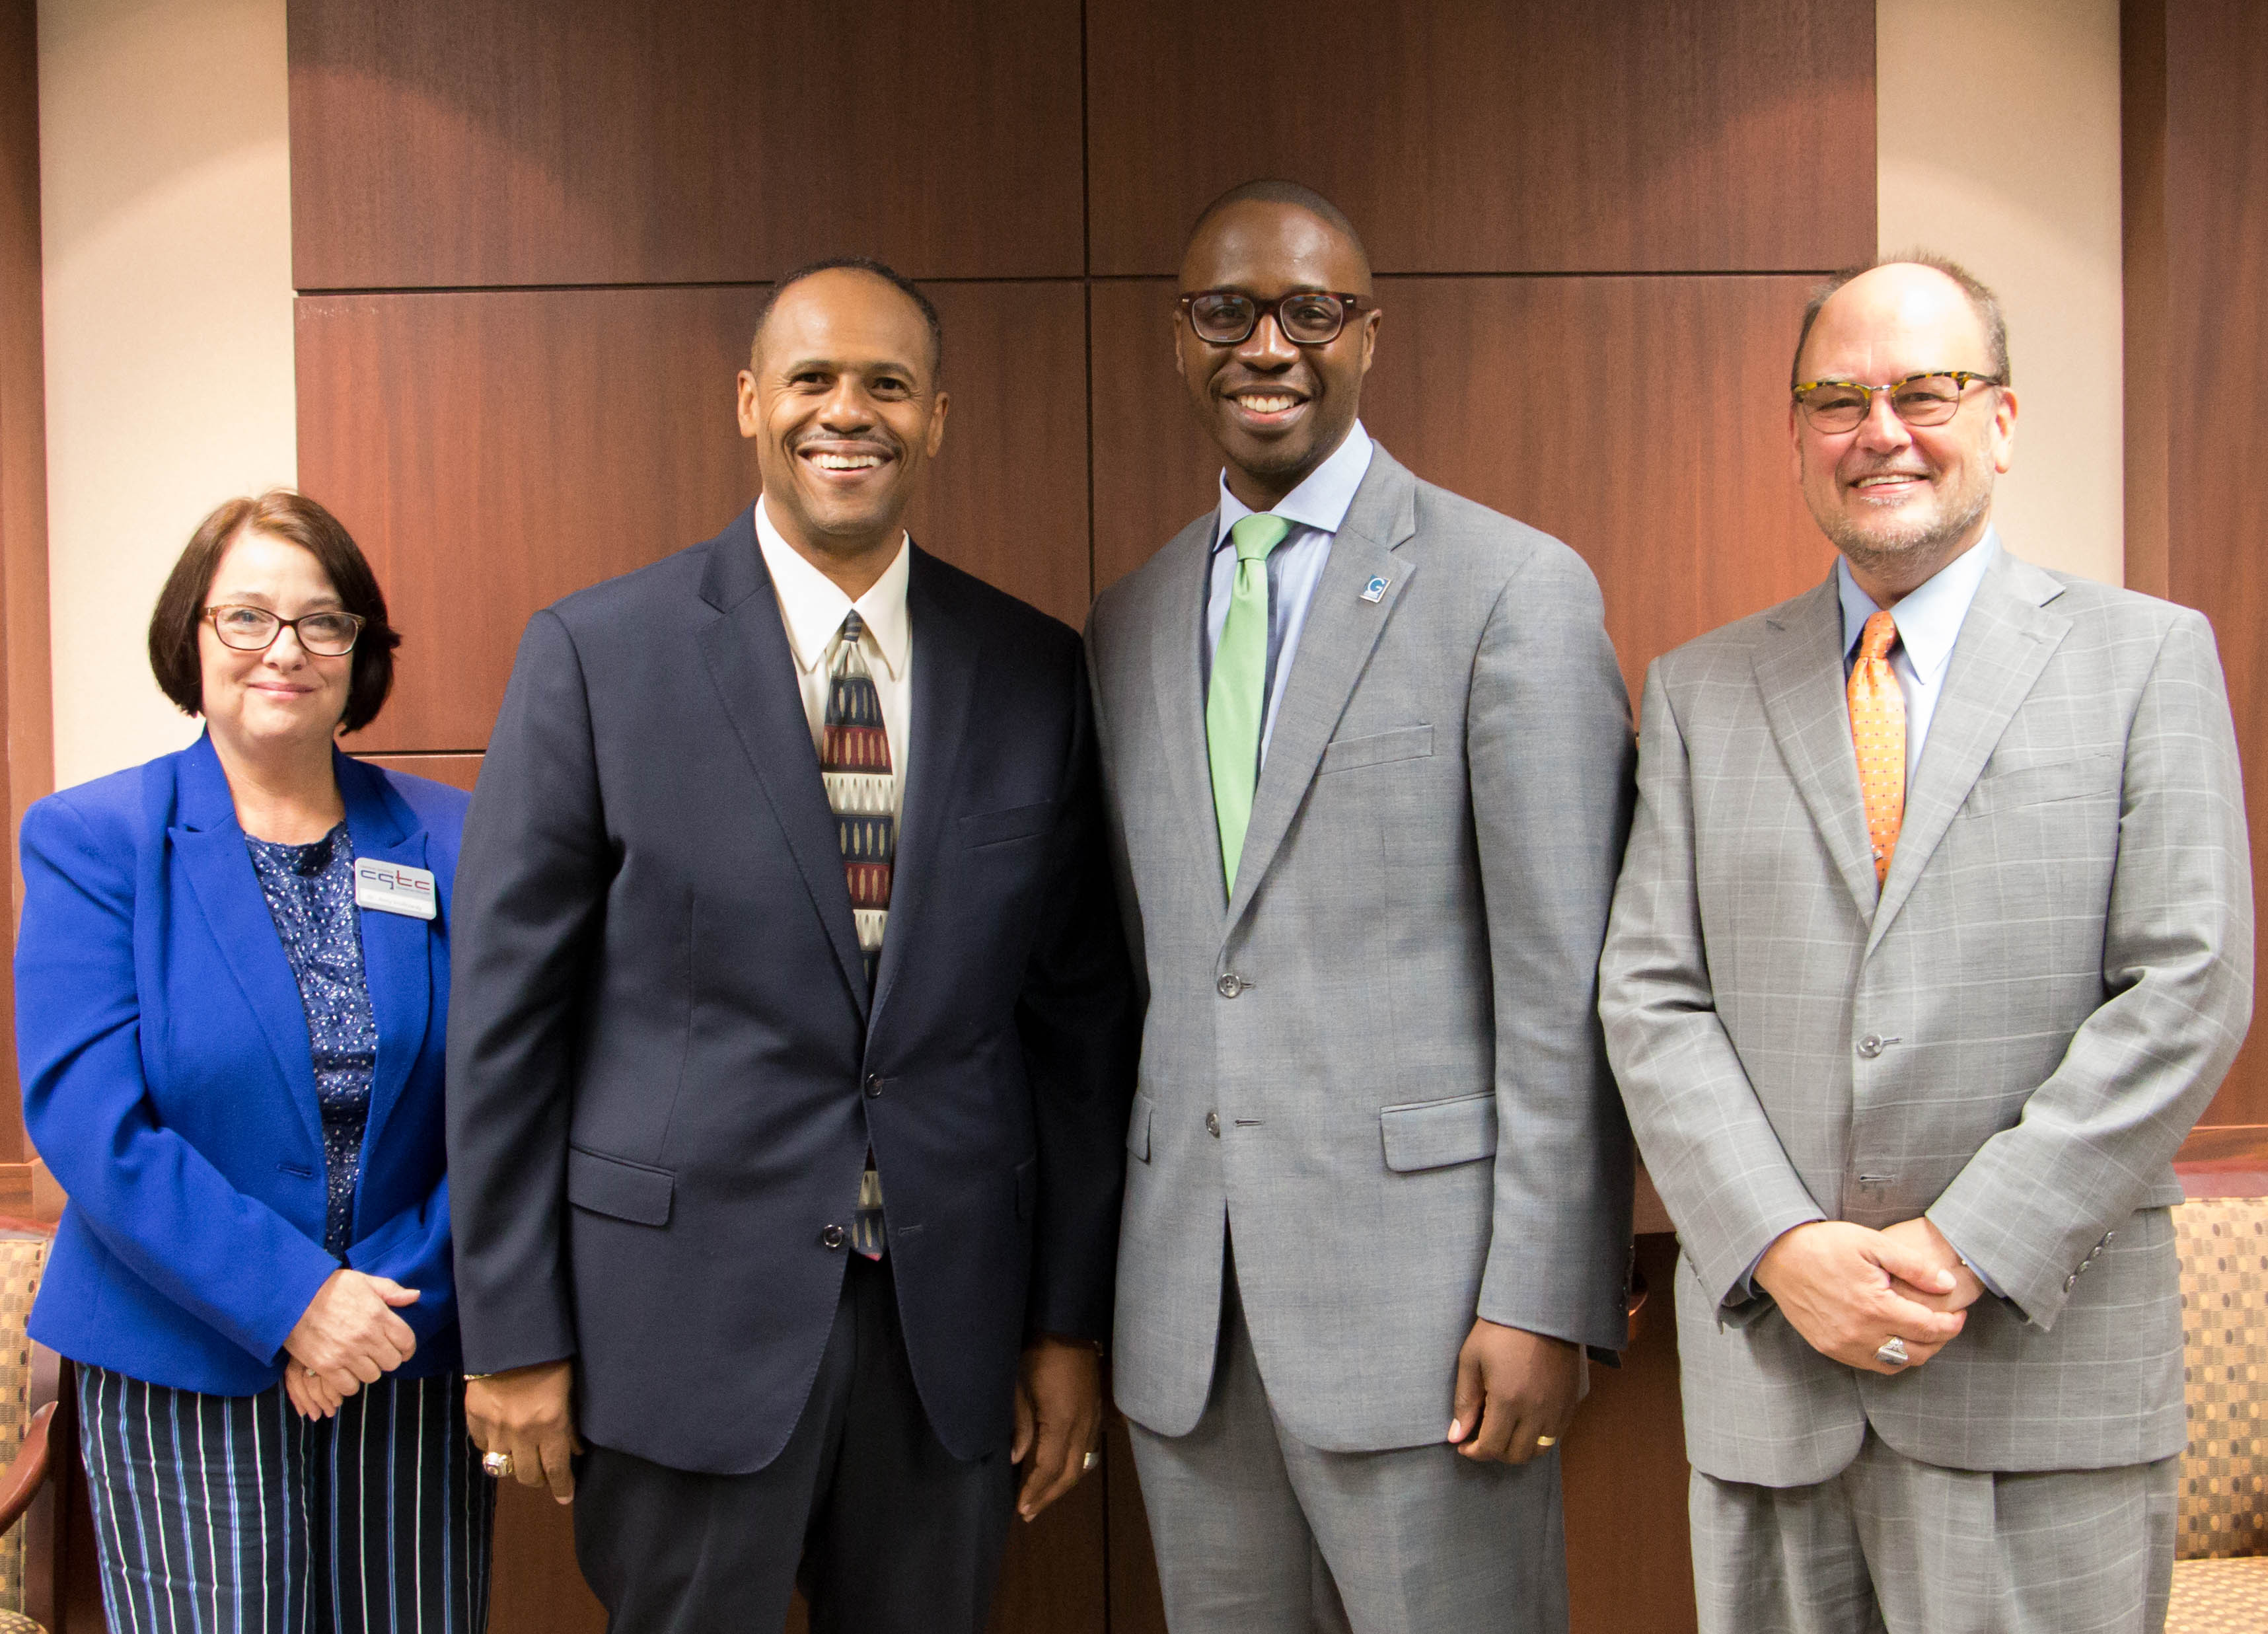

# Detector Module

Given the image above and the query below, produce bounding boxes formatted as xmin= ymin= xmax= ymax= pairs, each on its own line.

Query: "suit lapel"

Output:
xmin=169 ymin=737 xmax=326 ymax=1155
xmin=694 ymin=511 xmax=869 ymax=1018
xmin=1865 ymin=552 xmax=2069 ymax=955
xmin=338 ymin=755 xmax=431 ymax=1164
xmin=1225 ymin=449 xmax=1418 ymax=929
xmin=869 ymin=547 xmax=978 ymax=1029
xmin=1752 ymin=576 xmax=1881 ymax=920
xmin=1146 ymin=516 xmax=1229 ymax=920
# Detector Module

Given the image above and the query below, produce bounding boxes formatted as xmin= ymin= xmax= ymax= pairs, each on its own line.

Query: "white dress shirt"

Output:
xmin=1205 ymin=420 xmax=1376 ymax=762
xmin=755 ymin=494 xmax=913 ymax=815
xmin=1837 ymin=528 xmax=2001 ymax=781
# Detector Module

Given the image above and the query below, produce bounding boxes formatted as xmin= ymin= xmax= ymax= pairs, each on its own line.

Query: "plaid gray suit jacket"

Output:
xmin=1600 ymin=546 xmax=2253 ymax=1487
xmin=1087 ymin=446 xmax=1636 ymax=1452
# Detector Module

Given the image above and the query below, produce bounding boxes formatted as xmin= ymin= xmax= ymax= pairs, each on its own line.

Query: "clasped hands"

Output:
xmin=282 ymin=1268 xmax=421 ymax=1419
xmin=462 ymin=1335 xmax=1105 ymax=1514
xmin=1754 ymin=1216 xmax=1985 ymax=1374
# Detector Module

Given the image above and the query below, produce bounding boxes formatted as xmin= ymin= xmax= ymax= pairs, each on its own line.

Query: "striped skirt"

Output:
xmin=76 ymin=1364 xmax=494 ymax=1634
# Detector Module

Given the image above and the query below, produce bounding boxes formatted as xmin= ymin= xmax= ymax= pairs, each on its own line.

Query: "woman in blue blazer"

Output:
xmin=15 ymin=492 xmax=491 ymax=1634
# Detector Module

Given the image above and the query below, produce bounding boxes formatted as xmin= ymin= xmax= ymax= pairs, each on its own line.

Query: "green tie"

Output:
xmin=1206 ymin=512 xmax=1292 ymax=894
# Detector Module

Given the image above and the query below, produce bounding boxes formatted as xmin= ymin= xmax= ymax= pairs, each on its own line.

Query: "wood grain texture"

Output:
xmin=0 ymin=0 xmax=49 ymax=1164
xmin=1091 ymin=275 xmax=1835 ymax=698
xmin=1085 ymin=0 xmax=1876 ymax=276
xmin=490 ymin=1485 xmax=606 ymax=1634
xmin=301 ymin=281 xmax=1089 ymax=755
xmin=2164 ymin=0 xmax=2268 ymax=1127
xmin=2121 ymin=0 xmax=2169 ymax=601
xmin=354 ymin=753 xmax=482 ymax=792
xmin=287 ymin=0 xmax=1084 ymax=288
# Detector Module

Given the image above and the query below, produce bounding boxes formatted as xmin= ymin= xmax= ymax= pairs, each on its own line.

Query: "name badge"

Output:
xmin=355 ymin=858 xmax=437 ymax=920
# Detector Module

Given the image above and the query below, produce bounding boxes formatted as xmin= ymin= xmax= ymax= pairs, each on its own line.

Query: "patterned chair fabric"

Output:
xmin=2174 ymin=1196 xmax=2268 ymax=1560
xmin=0 ymin=1236 xmax=47 ymax=1631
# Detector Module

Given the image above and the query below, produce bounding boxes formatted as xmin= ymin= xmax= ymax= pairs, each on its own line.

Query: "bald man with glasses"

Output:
xmin=1601 ymin=256 xmax=2253 ymax=1634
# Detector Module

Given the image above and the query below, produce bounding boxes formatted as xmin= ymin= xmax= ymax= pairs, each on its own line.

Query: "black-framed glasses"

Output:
xmin=1179 ymin=289 xmax=1374 ymax=347
xmin=1792 ymin=371 xmax=2004 ymax=433
xmin=205 ymin=605 xmax=366 ymax=656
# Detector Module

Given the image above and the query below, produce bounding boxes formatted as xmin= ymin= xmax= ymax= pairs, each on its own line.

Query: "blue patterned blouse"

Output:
xmin=244 ymin=823 xmax=377 ymax=1259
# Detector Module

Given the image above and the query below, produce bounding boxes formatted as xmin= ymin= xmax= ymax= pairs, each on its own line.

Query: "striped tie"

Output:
xmin=1849 ymin=610 xmax=1905 ymax=885
xmin=823 ymin=610 xmax=895 ymax=984
xmin=823 ymin=611 xmax=894 ymax=1259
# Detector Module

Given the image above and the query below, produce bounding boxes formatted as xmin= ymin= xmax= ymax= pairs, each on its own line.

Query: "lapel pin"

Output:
xmin=1361 ymin=576 xmax=1389 ymax=603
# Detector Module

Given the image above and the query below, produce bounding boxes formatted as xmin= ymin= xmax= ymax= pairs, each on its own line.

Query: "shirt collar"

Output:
xmin=1837 ymin=527 xmax=2000 ymax=687
xmin=754 ymin=494 xmax=912 ymax=680
xmin=1213 ymin=420 xmax=1376 ymax=550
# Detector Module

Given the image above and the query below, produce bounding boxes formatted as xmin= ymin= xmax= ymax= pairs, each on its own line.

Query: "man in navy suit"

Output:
xmin=446 ymin=258 xmax=1136 ymax=1633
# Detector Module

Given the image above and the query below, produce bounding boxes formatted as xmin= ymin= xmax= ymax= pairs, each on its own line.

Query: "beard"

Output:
xmin=1812 ymin=471 xmax=1994 ymax=585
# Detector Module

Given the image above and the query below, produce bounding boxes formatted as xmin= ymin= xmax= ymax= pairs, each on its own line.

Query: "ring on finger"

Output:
xmin=1875 ymin=1336 xmax=1911 ymax=1367
xmin=1081 ymin=1450 xmax=1099 ymax=1472
xmin=481 ymin=1450 xmax=515 ymax=1479
xmin=1533 ymin=1434 xmax=1558 ymax=1448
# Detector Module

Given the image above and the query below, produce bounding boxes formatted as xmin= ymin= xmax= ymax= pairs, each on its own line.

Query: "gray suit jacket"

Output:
xmin=1087 ymin=446 xmax=1636 ymax=1452
xmin=1600 ymin=547 xmax=2253 ymax=1487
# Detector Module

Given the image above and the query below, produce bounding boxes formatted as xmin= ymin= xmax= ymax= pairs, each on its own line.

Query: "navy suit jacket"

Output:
xmin=446 ymin=507 xmax=1136 ymax=1473
xmin=15 ymin=735 xmax=469 ymax=1393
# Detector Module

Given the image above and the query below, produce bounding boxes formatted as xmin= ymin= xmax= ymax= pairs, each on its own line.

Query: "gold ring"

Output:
xmin=304 ymin=1366 xmax=319 ymax=1380
xmin=1081 ymin=1450 xmax=1099 ymax=1471
xmin=481 ymin=1450 xmax=514 ymax=1479
xmin=1534 ymin=1435 xmax=1558 ymax=1448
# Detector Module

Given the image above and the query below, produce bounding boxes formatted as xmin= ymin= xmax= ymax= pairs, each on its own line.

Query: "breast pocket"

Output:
xmin=1959 ymin=752 xmax=2121 ymax=817
xmin=1319 ymin=724 xmax=1434 ymax=776
xmin=959 ymin=801 xmax=1056 ymax=849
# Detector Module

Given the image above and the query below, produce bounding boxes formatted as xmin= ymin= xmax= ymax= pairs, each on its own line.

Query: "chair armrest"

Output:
xmin=0 ymin=1402 xmax=58 ymax=1536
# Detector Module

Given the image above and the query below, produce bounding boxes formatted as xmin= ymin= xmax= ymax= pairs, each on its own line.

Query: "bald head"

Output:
xmin=1184 ymin=180 xmax=1372 ymax=289
xmin=1793 ymin=256 xmax=2008 ymax=389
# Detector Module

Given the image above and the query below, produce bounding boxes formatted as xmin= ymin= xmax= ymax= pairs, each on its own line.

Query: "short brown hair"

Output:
xmin=1790 ymin=252 xmax=2011 ymax=389
xmin=148 ymin=491 xmax=401 ymax=735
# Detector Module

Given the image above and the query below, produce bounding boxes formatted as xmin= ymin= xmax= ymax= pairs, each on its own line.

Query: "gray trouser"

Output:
xmin=1691 ymin=1429 xmax=2178 ymax=1634
xmin=1126 ymin=1248 xmax=1568 ymax=1634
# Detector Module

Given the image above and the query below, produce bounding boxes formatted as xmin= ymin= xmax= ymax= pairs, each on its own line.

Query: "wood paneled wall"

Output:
xmin=289 ymin=3 xmax=1876 ymax=1631
xmin=2125 ymin=0 xmax=2268 ymax=1131
xmin=0 ymin=0 xmax=52 ymax=1171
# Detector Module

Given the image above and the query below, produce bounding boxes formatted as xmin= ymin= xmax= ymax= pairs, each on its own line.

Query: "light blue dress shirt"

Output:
xmin=1203 ymin=420 xmax=1375 ymax=762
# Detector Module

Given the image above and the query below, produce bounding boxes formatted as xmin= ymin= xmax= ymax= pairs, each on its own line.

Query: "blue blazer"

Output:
xmin=15 ymin=733 xmax=470 ymax=1395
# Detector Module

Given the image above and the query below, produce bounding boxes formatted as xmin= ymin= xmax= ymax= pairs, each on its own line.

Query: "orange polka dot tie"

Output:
xmin=1849 ymin=610 xmax=1906 ymax=885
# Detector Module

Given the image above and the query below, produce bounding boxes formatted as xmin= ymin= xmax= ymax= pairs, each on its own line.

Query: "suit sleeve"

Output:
xmin=445 ymin=610 xmax=612 ymax=1373
xmin=1598 ymin=662 xmax=1829 ymax=1317
xmin=1467 ymin=544 xmax=1638 ymax=1355
xmin=1017 ymin=644 xmax=1140 ymax=1343
xmin=15 ymin=798 xmax=340 ymax=1365
xmin=1927 ymin=610 xmax=2253 ymax=1327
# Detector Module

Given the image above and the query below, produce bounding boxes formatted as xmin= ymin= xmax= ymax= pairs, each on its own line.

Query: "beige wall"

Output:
xmin=32 ymin=1 xmax=2128 ymax=784
xmin=1878 ymin=0 xmax=2126 ymax=586
xmin=39 ymin=0 xmax=295 ymax=790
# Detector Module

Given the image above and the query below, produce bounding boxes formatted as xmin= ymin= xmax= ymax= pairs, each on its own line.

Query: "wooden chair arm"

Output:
xmin=0 ymin=1401 xmax=58 ymax=1535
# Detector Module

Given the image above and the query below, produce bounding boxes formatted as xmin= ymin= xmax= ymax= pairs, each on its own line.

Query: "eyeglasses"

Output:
xmin=1792 ymin=371 xmax=2004 ymax=433
xmin=205 ymin=605 xmax=366 ymax=656
xmin=1179 ymin=289 xmax=1374 ymax=348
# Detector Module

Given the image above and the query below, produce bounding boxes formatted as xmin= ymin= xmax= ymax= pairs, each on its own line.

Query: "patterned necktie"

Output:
xmin=1849 ymin=610 xmax=1906 ymax=885
xmin=822 ymin=610 xmax=894 ymax=1259
xmin=823 ymin=610 xmax=894 ymax=984
xmin=1206 ymin=513 xmax=1292 ymax=893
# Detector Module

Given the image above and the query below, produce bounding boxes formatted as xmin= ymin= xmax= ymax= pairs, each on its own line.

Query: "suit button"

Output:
xmin=864 ymin=1074 xmax=883 ymax=1099
xmin=1205 ymin=1111 xmax=1221 ymax=1138
xmin=2063 ymin=1272 xmax=2078 ymax=1291
xmin=1856 ymin=1034 xmax=1884 ymax=1059
xmin=1217 ymin=973 xmax=1243 ymax=998
xmin=2103 ymin=1230 xmax=2117 ymax=1244
xmin=821 ymin=1224 xmax=846 ymax=1249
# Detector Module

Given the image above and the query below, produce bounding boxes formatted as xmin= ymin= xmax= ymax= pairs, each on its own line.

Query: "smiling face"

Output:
xmin=1176 ymin=200 xmax=1379 ymax=510
xmin=1791 ymin=262 xmax=2018 ymax=602
xmin=738 ymin=267 xmax=949 ymax=591
xmin=198 ymin=528 xmax=355 ymax=756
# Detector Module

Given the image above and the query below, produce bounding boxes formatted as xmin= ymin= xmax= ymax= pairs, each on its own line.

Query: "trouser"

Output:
xmin=573 ymin=1251 xmax=1016 ymax=1634
xmin=77 ymin=1362 xmax=493 ymax=1634
xmin=1691 ymin=1429 xmax=2179 ymax=1634
xmin=1126 ymin=1245 xmax=1569 ymax=1634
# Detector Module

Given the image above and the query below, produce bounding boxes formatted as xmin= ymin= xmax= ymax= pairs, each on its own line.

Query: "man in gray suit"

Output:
xmin=1087 ymin=180 xmax=1636 ymax=1633
xmin=1600 ymin=256 xmax=2253 ymax=1634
